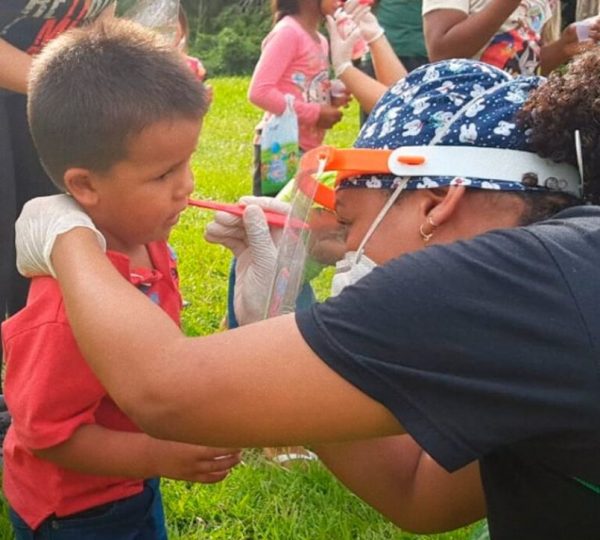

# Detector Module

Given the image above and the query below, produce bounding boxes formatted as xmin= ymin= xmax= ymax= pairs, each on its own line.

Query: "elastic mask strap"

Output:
xmin=575 ymin=130 xmax=584 ymax=184
xmin=354 ymin=177 xmax=409 ymax=263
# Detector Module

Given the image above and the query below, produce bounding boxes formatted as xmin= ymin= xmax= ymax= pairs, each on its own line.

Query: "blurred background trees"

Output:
xmin=183 ymin=0 xmax=271 ymax=76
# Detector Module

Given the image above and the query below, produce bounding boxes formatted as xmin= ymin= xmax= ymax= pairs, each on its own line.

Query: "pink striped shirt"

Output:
xmin=248 ymin=16 xmax=331 ymax=151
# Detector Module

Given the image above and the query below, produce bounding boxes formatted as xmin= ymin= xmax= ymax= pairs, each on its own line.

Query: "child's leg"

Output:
xmin=226 ymin=259 xmax=239 ymax=329
xmin=146 ymin=478 xmax=169 ymax=540
xmin=8 ymin=480 xmax=167 ymax=539
xmin=8 ymin=507 xmax=34 ymax=540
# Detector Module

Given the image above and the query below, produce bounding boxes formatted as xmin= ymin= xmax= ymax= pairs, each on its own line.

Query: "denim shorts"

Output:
xmin=9 ymin=478 xmax=168 ymax=540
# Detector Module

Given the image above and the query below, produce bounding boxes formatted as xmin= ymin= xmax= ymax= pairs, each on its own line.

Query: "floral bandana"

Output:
xmin=339 ymin=59 xmax=580 ymax=197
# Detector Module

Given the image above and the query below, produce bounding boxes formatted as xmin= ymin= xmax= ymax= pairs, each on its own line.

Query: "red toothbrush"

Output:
xmin=187 ymin=199 xmax=308 ymax=229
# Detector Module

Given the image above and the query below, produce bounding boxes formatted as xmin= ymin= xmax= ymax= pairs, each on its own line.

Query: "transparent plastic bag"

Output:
xmin=259 ymin=95 xmax=299 ymax=196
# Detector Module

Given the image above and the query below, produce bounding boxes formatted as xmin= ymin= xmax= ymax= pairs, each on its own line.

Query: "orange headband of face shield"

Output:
xmin=296 ymin=146 xmax=424 ymax=210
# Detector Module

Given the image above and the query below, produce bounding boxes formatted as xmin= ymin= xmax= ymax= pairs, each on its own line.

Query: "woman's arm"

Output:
xmin=423 ymin=0 xmax=522 ymax=62
xmin=369 ymin=35 xmax=407 ymax=87
xmin=316 ymin=437 xmax=485 ymax=532
xmin=338 ymin=65 xmax=388 ymax=113
xmin=0 ymin=39 xmax=31 ymax=94
xmin=326 ymin=17 xmax=392 ymax=112
xmin=50 ymin=229 xmax=402 ymax=448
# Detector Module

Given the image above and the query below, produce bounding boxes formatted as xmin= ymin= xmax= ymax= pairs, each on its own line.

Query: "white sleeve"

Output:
xmin=422 ymin=0 xmax=471 ymax=16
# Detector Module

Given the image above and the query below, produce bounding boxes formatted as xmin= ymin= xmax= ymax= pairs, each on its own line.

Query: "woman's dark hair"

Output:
xmin=519 ymin=48 xmax=600 ymax=206
xmin=271 ymin=0 xmax=301 ymax=23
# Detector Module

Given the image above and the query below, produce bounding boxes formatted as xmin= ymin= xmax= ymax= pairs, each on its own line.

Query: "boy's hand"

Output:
xmin=15 ymin=194 xmax=106 ymax=278
xmin=317 ymin=104 xmax=343 ymax=129
xmin=150 ymin=440 xmax=241 ymax=484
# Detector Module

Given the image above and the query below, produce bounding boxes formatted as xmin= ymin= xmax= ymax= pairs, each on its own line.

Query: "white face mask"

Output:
xmin=330 ymin=178 xmax=409 ymax=297
xmin=331 ymin=251 xmax=378 ymax=296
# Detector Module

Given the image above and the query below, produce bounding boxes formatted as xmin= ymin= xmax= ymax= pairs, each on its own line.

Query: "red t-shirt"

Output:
xmin=1 ymin=242 xmax=181 ymax=529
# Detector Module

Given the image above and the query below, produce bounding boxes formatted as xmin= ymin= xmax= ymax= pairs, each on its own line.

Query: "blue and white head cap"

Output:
xmin=342 ymin=59 xmax=581 ymax=198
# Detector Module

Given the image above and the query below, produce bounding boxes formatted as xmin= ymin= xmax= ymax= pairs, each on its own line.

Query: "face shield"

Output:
xmin=261 ymin=142 xmax=582 ymax=317
xmin=263 ymin=145 xmax=422 ymax=317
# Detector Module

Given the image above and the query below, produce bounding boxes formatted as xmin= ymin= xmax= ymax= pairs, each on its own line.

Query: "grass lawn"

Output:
xmin=0 ymin=78 xmax=481 ymax=539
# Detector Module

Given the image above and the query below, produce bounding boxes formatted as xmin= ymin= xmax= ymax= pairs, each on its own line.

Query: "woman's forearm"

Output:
xmin=316 ymin=437 xmax=485 ymax=533
xmin=0 ymin=39 xmax=31 ymax=94
xmin=51 ymin=229 xmax=402 ymax=447
xmin=369 ymin=36 xmax=407 ymax=87
xmin=340 ymin=65 xmax=388 ymax=113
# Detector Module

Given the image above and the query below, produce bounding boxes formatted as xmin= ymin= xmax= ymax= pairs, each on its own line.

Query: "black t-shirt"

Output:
xmin=296 ymin=206 xmax=600 ymax=539
xmin=0 ymin=0 xmax=113 ymax=54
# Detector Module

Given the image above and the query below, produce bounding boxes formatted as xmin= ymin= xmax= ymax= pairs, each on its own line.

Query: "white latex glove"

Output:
xmin=326 ymin=15 xmax=361 ymax=77
xmin=343 ymin=0 xmax=385 ymax=44
xmin=204 ymin=196 xmax=291 ymax=325
xmin=15 ymin=194 xmax=106 ymax=278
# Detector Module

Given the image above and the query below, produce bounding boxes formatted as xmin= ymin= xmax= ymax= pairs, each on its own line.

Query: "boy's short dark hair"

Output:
xmin=28 ymin=19 xmax=207 ymax=190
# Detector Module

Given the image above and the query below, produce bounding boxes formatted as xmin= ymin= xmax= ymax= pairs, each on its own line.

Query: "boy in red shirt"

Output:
xmin=0 ymin=20 xmax=240 ymax=539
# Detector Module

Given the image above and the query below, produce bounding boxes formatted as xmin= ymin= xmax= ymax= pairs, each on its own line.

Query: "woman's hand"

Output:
xmin=205 ymin=196 xmax=290 ymax=325
xmin=15 ymin=194 xmax=106 ymax=278
xmin=342 ymin=0 xmax=385 ymax=44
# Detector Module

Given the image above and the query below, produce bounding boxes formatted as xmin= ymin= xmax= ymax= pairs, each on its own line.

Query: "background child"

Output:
xmin=227 ymin=0 xmax=352 ymax=333
xmin=174 ymin=3 xmax=214 ymax=105
xmin=423 ymin=0 xmax=600 ymax=75
xmin=1 ymin=20 xmax=240 ymax=539
xmin=249 ymin=0 xmax=349 ymax=196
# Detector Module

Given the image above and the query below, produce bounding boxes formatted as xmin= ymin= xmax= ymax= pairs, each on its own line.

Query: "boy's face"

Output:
xmin=86 ymin=117 xmax=200 ymax=253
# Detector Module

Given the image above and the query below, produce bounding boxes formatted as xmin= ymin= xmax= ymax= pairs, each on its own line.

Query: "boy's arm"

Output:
xmin=0 ymin=39 xmax=31 ymax=94
xmin=315 ymin=437 xmax=485 ymax=532
xmin=34 ymin=424 xmax=241 ymax=483
xmin=423 ymin=0 xmax=522 ymax=62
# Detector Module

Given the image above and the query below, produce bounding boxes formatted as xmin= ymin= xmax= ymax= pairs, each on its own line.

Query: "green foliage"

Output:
xmin=161 ymin=451 xmax=481 ymax=540
xmin=189 ymin=4 xmax=271 ymax=76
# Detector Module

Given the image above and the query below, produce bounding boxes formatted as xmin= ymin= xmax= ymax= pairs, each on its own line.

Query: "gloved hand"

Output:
xmin=15 ymin=194 xmax=106 ymax=278
xmin=326 ymin=15 xmax=361 ymax=77
xmin=205 ymin=196 xmax=291 ymax=325
xmin=343 ymin=0 xmax=385 ymax=44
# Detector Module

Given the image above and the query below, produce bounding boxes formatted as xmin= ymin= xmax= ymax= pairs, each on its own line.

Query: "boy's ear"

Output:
xmin=63 ymin=168 xmax=100 ymax=208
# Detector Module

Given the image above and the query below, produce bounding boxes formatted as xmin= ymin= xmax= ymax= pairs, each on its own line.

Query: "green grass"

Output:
xmin=0 ymin=78 xmax=480 ymax=539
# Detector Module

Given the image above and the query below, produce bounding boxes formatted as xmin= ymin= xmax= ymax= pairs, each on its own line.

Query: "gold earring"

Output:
xmin=419 ymin=224 xmax=433 ymax=243
xmin=419 ymin=216 xmax=437 ymax=243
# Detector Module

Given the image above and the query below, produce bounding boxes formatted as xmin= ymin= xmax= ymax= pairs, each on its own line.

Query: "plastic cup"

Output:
xmin=330 ymin=79 xmax=347 ymax=99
